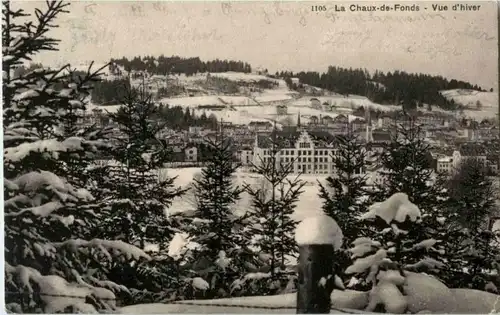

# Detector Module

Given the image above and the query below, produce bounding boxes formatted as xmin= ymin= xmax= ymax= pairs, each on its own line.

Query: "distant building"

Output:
xmin=321 ymin=115 xmax=334 ymax=125
xmin=237 ymin=147 xmax=254 ymax=166
xmin=310 ymin=98 xmax=321 ymax=109
xmin=350 ymin=117 xmax=366 ymax=131
xmin=184 ymin=146 xmax=198 ymax=162
xmin=436 ymin=156 xmax=454 ymax=174
xmin=252 ymin=130 xmax=364 ymax=175
xmin=248 ymin=121 xmax=273 ymax=132
xmin=309 ymin=115 xmax=319 ymax=125
xmin=276 ymin=104 xmax=288 ymax=115
xmin=332 ymin=114 xmax=349 ymax=129
xmin=487 ymin=155 xmax=499 ymax=174
xmin=452 ymin=143 xmax=487 ymax=169
xmin=189 ymin=126 xmax=204 ymax=135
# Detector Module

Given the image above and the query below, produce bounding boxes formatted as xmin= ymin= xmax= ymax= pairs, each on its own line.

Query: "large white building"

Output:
xmin=252 ymin=130 xmax=364 ymax=175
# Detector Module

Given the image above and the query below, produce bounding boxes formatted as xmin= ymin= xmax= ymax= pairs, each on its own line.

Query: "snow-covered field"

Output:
xmin=119 ymin=274 xmax=500 ymax=314
xmin=159 ymin=95 xmax=259 ymax=107
xmin=161 ymin=167 xmax=328 ymax=221
xmin=86 ymin=73 xmax=498 ymax=124
xmin=210 ymin=72 xmax=283 ymax=85
xmin=440 ymin=89 xmax=498 ymax=120
xmin=120 ymin=290 xmax=371 ymax=314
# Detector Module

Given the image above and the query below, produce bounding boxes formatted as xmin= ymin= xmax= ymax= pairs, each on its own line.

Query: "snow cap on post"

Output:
xmin=295 ymin=214 xmax=343 ymax=250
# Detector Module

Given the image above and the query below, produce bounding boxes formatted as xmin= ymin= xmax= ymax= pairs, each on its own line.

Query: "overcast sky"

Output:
xmin=16 ymin=1 xmax=499 ymax=90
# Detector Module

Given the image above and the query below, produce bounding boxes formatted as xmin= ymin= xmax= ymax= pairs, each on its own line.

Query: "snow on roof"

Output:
xmin=437 ymin=157 xmax=453 ymax=163
xmin=295 ymin=214 xmax=343 ymax=249
xmin=359 ymin=193 xmax=421 ymax=224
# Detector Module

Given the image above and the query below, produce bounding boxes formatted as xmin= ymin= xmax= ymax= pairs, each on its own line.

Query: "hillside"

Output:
xmin=440 ymin=89 xmax=498 ymax=120
xmin=84 ymin=60 xmax=496 ymax=122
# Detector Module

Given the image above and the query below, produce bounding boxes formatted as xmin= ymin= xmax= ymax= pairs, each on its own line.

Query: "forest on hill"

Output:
xmin=15 ymin=55 xmax=487 ymax=111
xmin=107 ymin=55 xmax=487 ymax=111
xmin=278 ymin=67 xmax=488 ymax=111
xmin=110 ymin=55 xmax=252 ymax=76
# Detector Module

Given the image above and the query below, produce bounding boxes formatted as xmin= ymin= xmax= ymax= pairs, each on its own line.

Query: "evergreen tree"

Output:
xmin=443 ymin=159 xmax=500 ymax=290
xmin=244 ymin=128 xmax=305 ymax=289
xmin=191 ymin=126 xmax=242 ymax=254
xmin=173 ymin=123 xmax=250 ymax=298
xmin=89 ymin=86 xmax=186 ymax=302
xmin=92 ymin=87 xmax=185 ymax=247
xmin=345 ymin=193 xmax=447 ymax=313
xmin=318 ymin=127 xmax=371 ymax=276
xmin=3 ymin=2 xmax=149 ymax=312
xmin=369 ymin=116 xmax=451 ymax=278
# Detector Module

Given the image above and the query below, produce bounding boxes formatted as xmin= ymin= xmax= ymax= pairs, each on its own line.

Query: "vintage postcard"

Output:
xmin=3 ymin=0 xmax=500 ymax=314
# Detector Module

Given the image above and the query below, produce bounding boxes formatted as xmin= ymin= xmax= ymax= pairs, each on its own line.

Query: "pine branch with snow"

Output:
xmin=92 ymin=88 xmax=186 ymax=247
xmin=3 ymin=2 xmax=152 ymax=312
xmin=344 ymin=193 xmax=450 ymax=312
xmin=367 ymin=118 xmax=452 ymax=280
xmin=80 ymin=87 xmax=187 ymax=303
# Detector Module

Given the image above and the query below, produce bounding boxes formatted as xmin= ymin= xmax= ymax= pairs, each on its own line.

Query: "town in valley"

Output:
xmin=4 ymin=1 xmax=500 ymax=314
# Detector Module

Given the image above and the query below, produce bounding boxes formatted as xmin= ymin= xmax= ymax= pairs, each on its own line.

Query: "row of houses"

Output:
xmin=432 ymin=143 xmax=500 ymax=175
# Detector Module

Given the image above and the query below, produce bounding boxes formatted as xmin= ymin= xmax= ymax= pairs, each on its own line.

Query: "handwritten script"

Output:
xmin=220 ymin=2 xmax=308 ymax=26
xmin=321 ymin=13 xmax=495 ymax=59
xmin=67 ymin=18 xmax=117 ymax=52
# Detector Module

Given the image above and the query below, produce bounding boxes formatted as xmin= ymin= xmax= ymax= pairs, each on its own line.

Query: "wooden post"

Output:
xmin=295 ymin=215 xmax=343 ymax=314
xmin=297 ymin=244 xmax=335 ymax=313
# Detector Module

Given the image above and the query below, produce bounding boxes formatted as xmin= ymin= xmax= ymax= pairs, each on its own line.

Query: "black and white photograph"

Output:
xmin=2 ymin=1 xmax=500 ymax=313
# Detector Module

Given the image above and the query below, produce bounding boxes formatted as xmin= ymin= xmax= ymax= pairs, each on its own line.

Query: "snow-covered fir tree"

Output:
xmin=242 ymin=128 xmax=305 ymax=293
xmin=373 ymin=116 xmax=448 ymax=209
xmin=87 ymin=86 xmax=186 ymax=302
xmin=3 ymin=2 xmax=150 ymax=312
xmin=170 ymin=123 xmax=251 ymax=299
xmin=369 ymin=116 xmax=451 ymax=276
xmin=345 ymin=193 xmax=447 ymax=313
xmin=318 ymin=127 xmax=371 ymax=278
xmin=443 ymin=159 xmax=500 ymax=291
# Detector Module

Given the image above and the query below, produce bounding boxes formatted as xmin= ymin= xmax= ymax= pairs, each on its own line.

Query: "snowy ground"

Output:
xmin=210 ymin=72 xmax=284 ymax=86
xmin=85 ymin=71 xmax=497 ymax=122
xmin=440 ymin=89 xmax=498 ymax=120
xmin=159 ymin=95 xmax=259 ymax=107
xmin=161 ymin=167 xmax=328 ymax=221
xmin=119 ymin=281 xmax=500 ymax=314
xmin=120 ymin=290 xmax=372 ymax=314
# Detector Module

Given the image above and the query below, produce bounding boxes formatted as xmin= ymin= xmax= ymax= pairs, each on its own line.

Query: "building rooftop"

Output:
xmin=255 ymin=130 xmax=343 ymax=149
xmin=458 ymin=143 xmax=487 ymax=156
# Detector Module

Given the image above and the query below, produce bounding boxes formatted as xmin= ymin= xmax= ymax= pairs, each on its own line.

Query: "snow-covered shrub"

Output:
xmin=229 ymin=269 xmax=299 ymax=297
xmin=345 ymin=193 xmax=448 ymax=313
